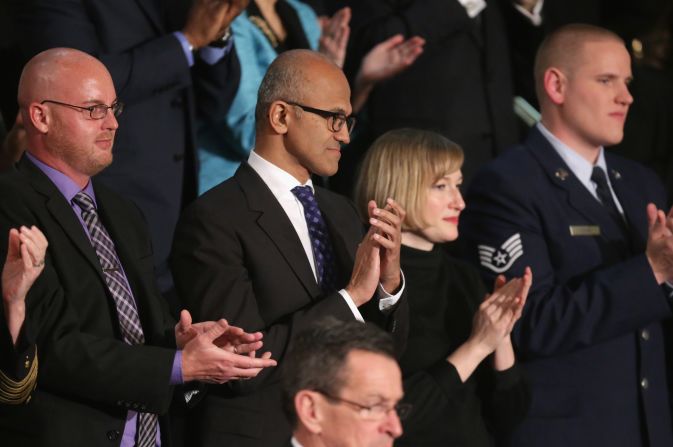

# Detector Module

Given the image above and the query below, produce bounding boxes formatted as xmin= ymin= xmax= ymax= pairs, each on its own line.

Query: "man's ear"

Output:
xmin=544 ymin=67 xmax=567 ymax=105
xmin=28 ymin=103 xmax=50 ymax=134
xmin=294 ymin=390 xmax=326 ymax=435
xmin=269 ymin=101 xmax=291 ymax=135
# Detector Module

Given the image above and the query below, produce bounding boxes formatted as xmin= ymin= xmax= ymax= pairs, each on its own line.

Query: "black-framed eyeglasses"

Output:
xmin=315 ymin=390 xmax=411 ymax=420
xmin=286 ymin=101 xmax=356 ymax=134
xmin=41 ymin=99 xmax=124 ymax=120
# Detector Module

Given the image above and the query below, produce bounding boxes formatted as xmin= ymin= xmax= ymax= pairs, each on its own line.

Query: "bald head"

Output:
xmin=255 ymin=50 xmax=344 ymax=129
xmin=18 ymin=48 xmax=112 ymax=114
xmin=17 ymin=48 xmax=119 ymax=185
xmin=534 ymin=24 xmax=625 ymax=103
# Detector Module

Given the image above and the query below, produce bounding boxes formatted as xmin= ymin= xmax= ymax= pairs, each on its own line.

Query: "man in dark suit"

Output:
xmin=329 ymin=0 xmax=542 ymax=192
xmin=0 ymin=48 xmax=276 ymax=446
xmin=170 ymin=49 xmax=408 ymax=446
xmin=283 ymin=318 xmax=404 ymax=447
xmin=16 ymin=0 xmax=245 ymax=295
xmin=460 ymin=24 xmax=673 ymax=446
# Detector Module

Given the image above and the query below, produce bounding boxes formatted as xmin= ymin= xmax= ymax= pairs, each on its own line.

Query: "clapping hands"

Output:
xmin=2 ymin=226 xmax=48 ymax=344
xmin=176 ymin=310 xmax=276 ymax=383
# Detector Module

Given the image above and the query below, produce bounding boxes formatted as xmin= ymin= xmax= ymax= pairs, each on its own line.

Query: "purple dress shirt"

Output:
xmin=172 ymin=31 xmax=233 ymax=67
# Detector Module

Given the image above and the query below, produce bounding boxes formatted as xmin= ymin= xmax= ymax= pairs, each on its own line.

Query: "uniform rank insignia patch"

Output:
xmin=478 ymin=233 xmax=523 ymax=273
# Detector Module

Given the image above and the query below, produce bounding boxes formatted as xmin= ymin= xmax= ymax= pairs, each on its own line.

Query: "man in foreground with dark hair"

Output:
xmin=282 ymin=318 xmax=406 ymax=447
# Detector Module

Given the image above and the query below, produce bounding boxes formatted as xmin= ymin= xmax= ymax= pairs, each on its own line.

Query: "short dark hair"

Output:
xmin=281 ymin=317 xmax=395 ymax=427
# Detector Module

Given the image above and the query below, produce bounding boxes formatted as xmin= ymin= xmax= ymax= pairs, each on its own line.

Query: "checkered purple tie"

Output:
xmin=291 ymin=186 xmax=337 ymax=293
xmin=72 ymin=192 xmax=157 ymax=447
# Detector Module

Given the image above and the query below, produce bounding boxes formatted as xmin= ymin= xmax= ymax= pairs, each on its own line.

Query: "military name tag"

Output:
xmin=569 ymin=225 xmax=601 ymax=236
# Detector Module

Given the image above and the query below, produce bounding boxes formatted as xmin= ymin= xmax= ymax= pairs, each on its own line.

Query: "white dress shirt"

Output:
xmin=512 ymin=0 xmax=544 ymax=26
xmin=456 ymin=0 xmax=543 ymax=25
xmin=247 ymin=151 xmax=404 ymax=321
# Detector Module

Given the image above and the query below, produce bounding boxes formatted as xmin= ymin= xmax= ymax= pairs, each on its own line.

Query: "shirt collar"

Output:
xmin=247 ymin=150 xmax=314 ymax=197
xmin=536 ymin=122 xmax=608 ymax=183
xmin=26 ymin=152 xmax=97 ymax=206
xmin=290 ymin=436 xmax=304 ymax=447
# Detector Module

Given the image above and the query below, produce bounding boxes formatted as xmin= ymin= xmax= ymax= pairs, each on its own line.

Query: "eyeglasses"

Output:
xmin=316 ymin=390 xmax=412 ymax=421
xmin=41 ymin=99 xmax=124 ymax=120
xmin=286 ymin=101 xmax=356 ymax=134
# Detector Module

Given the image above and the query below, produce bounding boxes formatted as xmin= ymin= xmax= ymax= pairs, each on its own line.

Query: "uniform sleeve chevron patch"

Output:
xmin=478 ymin=233 xmax=523 ymax=274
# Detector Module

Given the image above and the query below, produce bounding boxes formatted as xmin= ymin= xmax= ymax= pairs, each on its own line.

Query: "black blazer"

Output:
xmin=342 ymin=0 xmax=518 ymax=184
xmin=16 ymin=0 xmax=241 ymax=291
xmin=170 ymin=162 xmax=408 ymax=446
xmin=0 ymin=157 xmax=178 ymax=446
xmin=397 ymin=247 xmax=529 ymax=446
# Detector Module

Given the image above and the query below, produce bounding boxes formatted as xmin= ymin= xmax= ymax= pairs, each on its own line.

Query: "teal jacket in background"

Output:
xmin=197 ymin=0 xmax=321 ymax=194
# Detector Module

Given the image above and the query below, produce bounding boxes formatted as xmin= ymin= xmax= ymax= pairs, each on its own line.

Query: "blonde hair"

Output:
xmin=355 ymin=128 xmax=463 ymax=231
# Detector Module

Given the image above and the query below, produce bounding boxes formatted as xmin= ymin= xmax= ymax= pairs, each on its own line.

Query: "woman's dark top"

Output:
xmin=397 ymin=244 xmax=530 ymax=446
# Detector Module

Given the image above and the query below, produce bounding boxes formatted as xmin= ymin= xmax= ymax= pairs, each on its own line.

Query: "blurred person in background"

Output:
xmin=197 ymin=0 xmax=424 ymax=194
xmin=15 ymin=0 xmax=247 ymax=305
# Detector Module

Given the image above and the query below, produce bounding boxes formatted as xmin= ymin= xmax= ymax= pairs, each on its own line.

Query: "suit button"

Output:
xmin=170 ymin=97 xmax=184 ymax=107
xmin=641 ymin=378 xmax=649 ymax=389
xmin=140 ymin=405 xmax=147 ymax=411
xmin=641 ymin=329 xmax=650 ymax=341
xmin=173 ymin=153 xmax=184 ymax=162
xmin=106 ymin=430 xmax=120 ymax=441
xmin=132 ymin=402 xmax=140 ymax=410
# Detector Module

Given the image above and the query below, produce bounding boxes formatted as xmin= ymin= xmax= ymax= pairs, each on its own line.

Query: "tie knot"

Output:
xmin=72 ymin=191 xmax=96 ymax=213
xmin=291 ymin=185 xmax=317 ymax=208
xmin=591 ymin=166 xmax=609 ymax=187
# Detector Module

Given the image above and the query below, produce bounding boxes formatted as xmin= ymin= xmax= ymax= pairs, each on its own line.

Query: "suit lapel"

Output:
xmin=19 ymin=158 xmax=106 ymax=283
xmin=235 ymin=164 xmax=322 ymax=298
xmin=133 ymin=0 xmax=165 ymax=34
xmin=526 ymin=128 xmax=625 ymax=240
xmin=606 ymin=157 xmax=648 ymax=253
xmin=469 ymin=8 xmax=485 ymax=48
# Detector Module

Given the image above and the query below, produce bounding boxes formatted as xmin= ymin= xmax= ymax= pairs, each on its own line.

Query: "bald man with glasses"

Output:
xmin=0 ymin=48 xmax=277 ymax=446
xmin=170 ymin=49 xmax=409 ymax=447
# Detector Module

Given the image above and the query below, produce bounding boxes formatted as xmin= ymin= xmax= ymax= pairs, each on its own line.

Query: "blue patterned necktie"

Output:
xmin=72 ymin=192 xmax=157 ymax=447
xmin=291 ymin=186 xmax=337 ymax=293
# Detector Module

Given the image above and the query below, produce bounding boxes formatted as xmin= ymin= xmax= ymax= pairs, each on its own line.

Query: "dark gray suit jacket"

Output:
xmin=171 ymin=162 xmax=408 ymax=446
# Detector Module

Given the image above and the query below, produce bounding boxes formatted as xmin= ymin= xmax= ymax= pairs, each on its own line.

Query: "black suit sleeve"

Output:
xmin=343 ymin=0 xmax=472 ymax=79
xmin=17 ymin=0 xmax=239 ymax=115
xmin=0 ymin=316 xmax=37 ymax=405
xmin=0 ymin=185 xmax=177 ymax=414
xmin=170 ymin=203 xmax=359 ymax=395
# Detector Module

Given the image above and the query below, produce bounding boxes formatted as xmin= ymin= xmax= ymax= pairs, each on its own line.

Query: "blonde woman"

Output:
xmin=356 ymin=128 xmax=531 ymax=446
